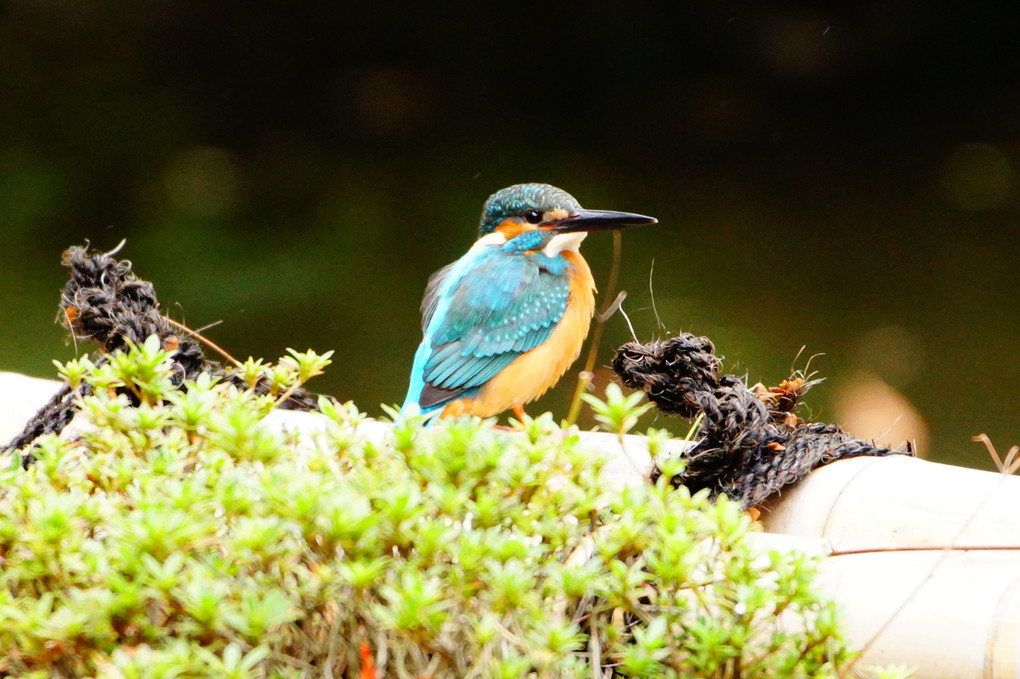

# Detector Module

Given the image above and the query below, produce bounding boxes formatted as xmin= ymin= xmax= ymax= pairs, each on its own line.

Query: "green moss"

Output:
xmin=1 ymin=337 xmax=855 ymax=677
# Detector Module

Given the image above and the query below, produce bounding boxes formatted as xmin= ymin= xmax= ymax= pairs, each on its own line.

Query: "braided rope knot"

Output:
xmin=5 ymin=244 xmax=320 ymax=463
xmin=613 ymin=334 xmax=910 ymax=508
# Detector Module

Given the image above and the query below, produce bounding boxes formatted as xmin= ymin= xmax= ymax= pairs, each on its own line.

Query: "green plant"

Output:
xmin=1 ymin=336 xmax=856 ymax=677
xmin=582 ymin=382 xmax=655 ymax=436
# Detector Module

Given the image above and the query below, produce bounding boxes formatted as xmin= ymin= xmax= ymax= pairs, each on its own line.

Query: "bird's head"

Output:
xmin=476 ymin=183 xmax=657 ymax=255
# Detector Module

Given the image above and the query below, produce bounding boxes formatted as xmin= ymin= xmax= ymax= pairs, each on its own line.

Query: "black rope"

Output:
xmin=613 ymin=334 xmax=911 ymax=508
xmin=4 ymin=244 xmax=320 ymax=464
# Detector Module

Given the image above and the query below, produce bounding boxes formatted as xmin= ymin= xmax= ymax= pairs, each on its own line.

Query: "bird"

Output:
xmin=402 ymin=183 xmax=657 ymax=422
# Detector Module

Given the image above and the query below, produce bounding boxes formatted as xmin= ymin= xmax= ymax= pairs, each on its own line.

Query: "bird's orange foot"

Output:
xmin=508 ymin=404 xmax=529 ymax=430
xmin=491 ymin=405 xmax=528 ymax=431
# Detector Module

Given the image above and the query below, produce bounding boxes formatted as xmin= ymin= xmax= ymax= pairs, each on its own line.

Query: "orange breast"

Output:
xmin=441 ymin=251 xmax=596 ymax=419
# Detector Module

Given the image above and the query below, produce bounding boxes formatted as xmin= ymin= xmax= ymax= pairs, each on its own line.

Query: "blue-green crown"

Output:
xmin=478 ymin=183 xmax=581 ymax=237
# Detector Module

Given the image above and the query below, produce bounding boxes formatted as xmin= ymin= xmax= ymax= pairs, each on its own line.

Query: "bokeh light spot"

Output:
xmin=163 ymin=146 xmax=241 ymax=218
xmin=940 ymin=142 xmax=1013 ymax=212
xmin=756 ymin=10 xmax=840 ymax=79
xmin=833 ymin=371 xmax=929 ymax=456
xmin=854 ymin=325 xmax=924 ymax=388
xmin=336 ymin=66 xmax=439 ymax=137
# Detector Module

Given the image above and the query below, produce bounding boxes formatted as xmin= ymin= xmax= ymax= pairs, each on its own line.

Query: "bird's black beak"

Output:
xmin=551 ymin=209 xmax=658 ymax=233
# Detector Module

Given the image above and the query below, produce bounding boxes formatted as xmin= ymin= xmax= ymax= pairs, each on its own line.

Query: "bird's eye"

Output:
xmin=524 ymin=210 xmax=543 ymax=224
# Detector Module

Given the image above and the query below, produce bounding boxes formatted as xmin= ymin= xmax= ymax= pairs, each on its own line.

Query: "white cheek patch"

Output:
xmin=543 ymin=231 xmax=587 ymax=257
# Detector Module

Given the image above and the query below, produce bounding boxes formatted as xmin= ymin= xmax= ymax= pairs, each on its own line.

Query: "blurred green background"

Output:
xmin=1 ymin=2 xmax=1016 ymax=468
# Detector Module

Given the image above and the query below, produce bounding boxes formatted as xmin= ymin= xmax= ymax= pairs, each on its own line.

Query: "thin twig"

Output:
xmin=163 ymin=316 xmax=243 ymax=367
xmin=616 ymin=298 xmax=639 ymax=344
xmin=974 ymin=433 xmax=1020 ymax=475
xmin=648 ymin=257 xmax=666 ymax=333
xmin=320 ymin=608 xmax=344 ymax=677
xmin=192 ymin=319 xmax=225 ymax=335
xmin=590 ymin=612 xmax=603 ymax=679
xmin=65 ymin=307 xmax=80 ymax=357
xmin=830 ymin=544 xmax=1020 ymax=557
xmin=599 ymin=291 xmax=628 ymax=325
xmin=270 ymin=651 xmax=319 ymax=672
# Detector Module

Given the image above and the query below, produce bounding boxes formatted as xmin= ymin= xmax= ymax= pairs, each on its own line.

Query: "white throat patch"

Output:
xmin=543 ymin=231 xmax=587 ymax=257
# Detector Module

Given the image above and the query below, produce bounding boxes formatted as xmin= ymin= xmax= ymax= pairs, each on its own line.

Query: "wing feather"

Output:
xmin=415 ymin=248 xmax=570 ymax=410
xmin=421 ymin=261 xmax=457 ymax=332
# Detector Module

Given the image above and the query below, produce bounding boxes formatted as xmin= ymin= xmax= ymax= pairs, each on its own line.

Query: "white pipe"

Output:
xmin=0 ymin=372 xmax=64 ymax=443
xmin=4 ymin=372 xmax=1020 ymax=677
xmin=817 ymin=549 xmax=1020 ymax=677
xmin=762 ymin=455 xmax=1020 ymax=550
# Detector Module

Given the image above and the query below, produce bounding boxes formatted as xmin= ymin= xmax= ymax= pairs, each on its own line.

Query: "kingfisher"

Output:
xmin=402 ymin=183 xmax=657 ymax=422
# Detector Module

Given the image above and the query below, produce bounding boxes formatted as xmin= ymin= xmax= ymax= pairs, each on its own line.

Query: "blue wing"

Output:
xmin=420 ymin=261 xmax=455 ymax=332
xmin=403 ymin=247 xmax=570 ymax=414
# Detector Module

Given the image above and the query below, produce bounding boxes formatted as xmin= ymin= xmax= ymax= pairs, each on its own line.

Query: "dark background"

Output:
xmin=2 ymin=2 xmax=1017 ymax=467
